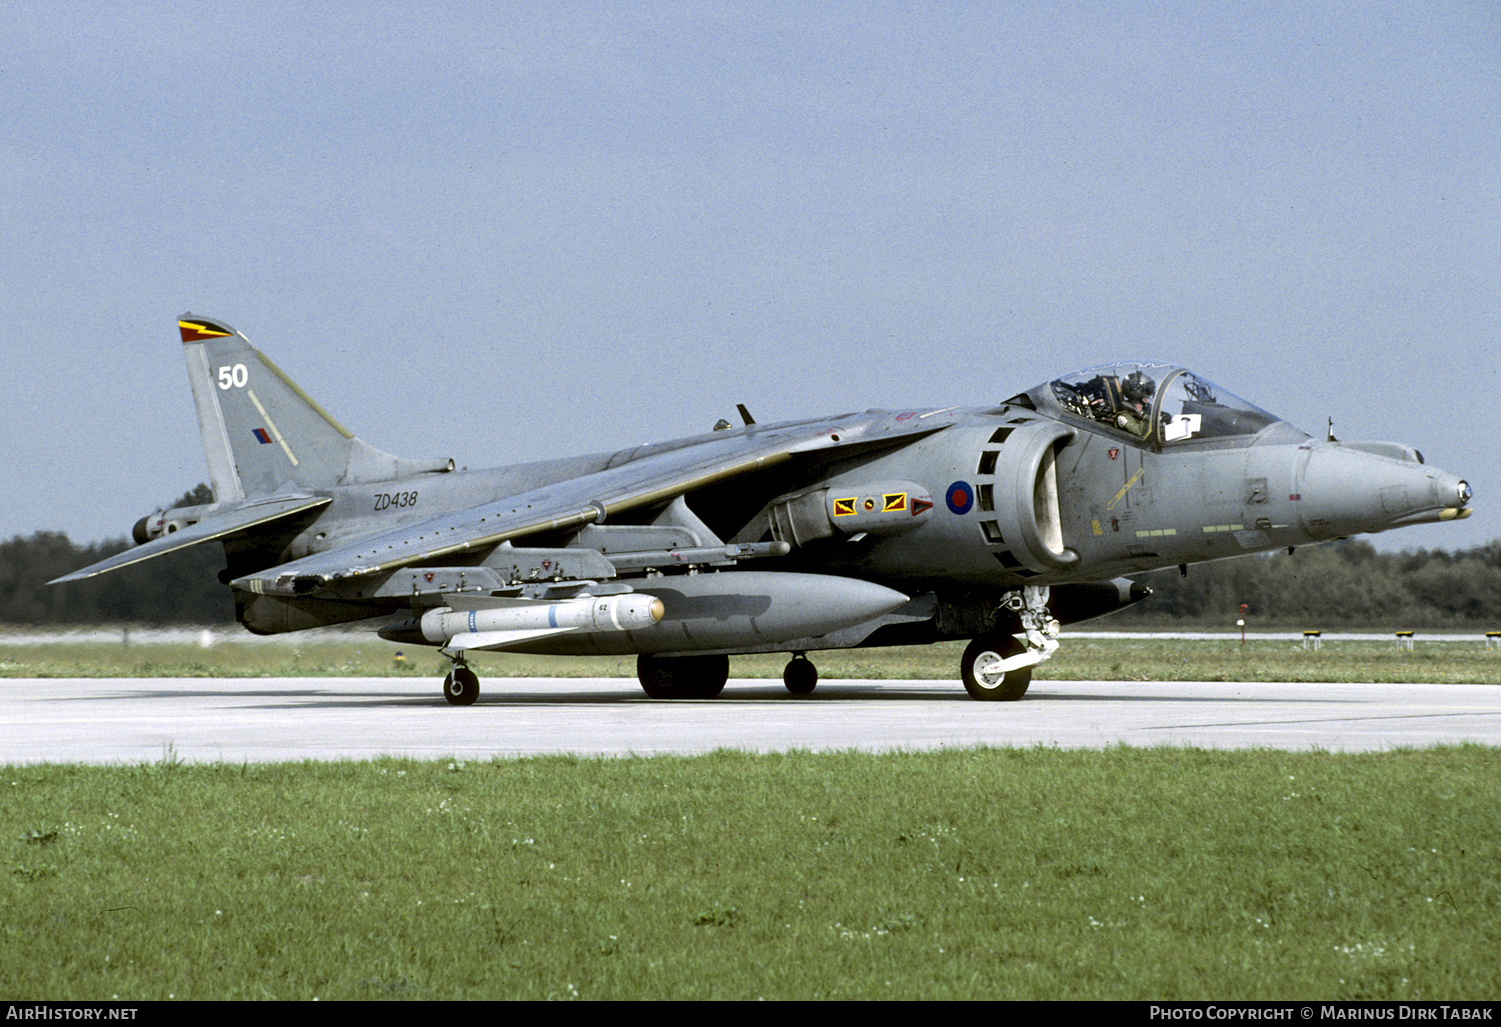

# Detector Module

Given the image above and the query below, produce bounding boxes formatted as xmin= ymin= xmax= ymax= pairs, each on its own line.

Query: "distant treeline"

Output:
xmin=1 ymin=530 xmax=234 ymax=625
xmin=2 ymin=488 xmax=1498 ymax=628
xmin=1114 ymin=538 xmax=1501 ymax=628
xmin=2 ymin=485 xmax=235 ymax=626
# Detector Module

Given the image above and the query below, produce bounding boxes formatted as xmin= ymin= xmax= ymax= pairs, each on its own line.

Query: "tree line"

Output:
xmin=1 ymin=486 xmax=235 ymax=626
xmin=2 ymin=485 xmax=1498 ymax=628
xmin=1113 ymin=538 xmax=1501 ymax=628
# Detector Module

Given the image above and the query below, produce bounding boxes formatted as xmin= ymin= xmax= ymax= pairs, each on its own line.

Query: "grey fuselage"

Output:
xmin=57 ymin=322 xmax=1471 ymax=676
xmin=233 ymin=375 xmax=1468 ymax=649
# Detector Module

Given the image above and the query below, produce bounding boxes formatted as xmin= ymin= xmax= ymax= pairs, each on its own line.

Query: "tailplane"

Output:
xmin=178 ymin=314 xmax=452 ymax=500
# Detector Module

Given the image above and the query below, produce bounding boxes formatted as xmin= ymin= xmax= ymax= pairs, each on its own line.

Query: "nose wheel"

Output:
xmin=959 ymin=586 xmax=1058 ymax=701
xmin=960 ymin=634 xmax=1032 ymax=702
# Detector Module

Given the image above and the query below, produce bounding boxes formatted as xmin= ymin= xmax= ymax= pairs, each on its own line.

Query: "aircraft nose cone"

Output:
xmin=1425 ymin=470 xmax=1473 ymax=521
xmin=1298 ymin=443 xmax=1471 ymax=539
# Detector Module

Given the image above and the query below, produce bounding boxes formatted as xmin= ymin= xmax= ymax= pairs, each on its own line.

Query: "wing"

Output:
xmin=233 ymin=408 xmax=957 ymax=598
xmin=47 ymin=496 xmax=331 ymax=584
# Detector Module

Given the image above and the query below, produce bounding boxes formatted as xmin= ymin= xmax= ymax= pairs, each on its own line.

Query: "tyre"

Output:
xmin=960 ymin=634 xmax=1031 ymax=701
xmin=637 ymin=654 xmax=729 ymax=699
xmin=782 ymin=656 xmax=818 ymax=695
xmin=443 ymin=667 xmax=481 ymax=706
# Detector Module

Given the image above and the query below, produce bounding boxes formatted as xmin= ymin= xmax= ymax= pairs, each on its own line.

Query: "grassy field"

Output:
xmin=3 ymin=632 xmax=1496 ymax=999
xmin=3 ymin=746 xmax=1497 ymax=1000
xmin=1 ymin=630 xmax=1497 ymax=684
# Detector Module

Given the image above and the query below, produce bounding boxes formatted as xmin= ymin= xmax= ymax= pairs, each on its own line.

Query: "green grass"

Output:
xmin=1 ymin=633 xmax=1497 ymax=683
xmin=3 ymin=747 xmax=1497 ymax=1000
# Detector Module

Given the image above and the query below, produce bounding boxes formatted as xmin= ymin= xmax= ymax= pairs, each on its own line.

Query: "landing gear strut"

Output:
xmin=782 ymin=653 xmax=818 ymax=695
xmin=637 ymin=653 xmax=729 ymax=699
xmin=960 ymin=586 xmax=1059 ymax=702
xmin=441 ymin=650 xmax=480 ymax=706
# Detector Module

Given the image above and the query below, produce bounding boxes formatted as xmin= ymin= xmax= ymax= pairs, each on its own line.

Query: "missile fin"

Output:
xmin=449 ymin=627 xmax=576 ymax=652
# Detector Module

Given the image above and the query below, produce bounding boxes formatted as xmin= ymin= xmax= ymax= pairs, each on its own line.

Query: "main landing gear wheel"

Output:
xmin=443 ymin=664 xmax=480 ymax=706
xmin=960 ymin=633 xmax=1032 ymax=702
xmin=637 ymin=654 xmax=729 ymax=699
xmin=782 ymin=654 xmax=818 ymax=695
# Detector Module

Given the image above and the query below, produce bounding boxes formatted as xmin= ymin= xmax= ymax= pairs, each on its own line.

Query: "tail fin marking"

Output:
xmin=177 ymin=313 xmax=452 ymax=499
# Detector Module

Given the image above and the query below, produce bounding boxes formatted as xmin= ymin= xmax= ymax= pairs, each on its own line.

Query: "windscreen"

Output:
xmin=1155 ymin=370 xmax=1283 ymax=442
xmin=1049 ymin=363 xmax=1287 ymax=444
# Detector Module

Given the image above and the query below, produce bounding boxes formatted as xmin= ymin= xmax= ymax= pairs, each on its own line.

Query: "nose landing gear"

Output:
xmin=960 ymin=586 xmax=1059 ymax=702
xmin=960 ymin=634 xmax=1033 ymax=701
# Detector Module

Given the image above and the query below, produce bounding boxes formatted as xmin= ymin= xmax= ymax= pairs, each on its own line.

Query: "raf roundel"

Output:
xmin=945 ymin=481 xmax=974 ymax=516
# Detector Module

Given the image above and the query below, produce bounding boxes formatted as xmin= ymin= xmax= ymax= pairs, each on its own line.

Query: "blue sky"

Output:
xmin=3 ymin=1 xmax=1495 ymax=552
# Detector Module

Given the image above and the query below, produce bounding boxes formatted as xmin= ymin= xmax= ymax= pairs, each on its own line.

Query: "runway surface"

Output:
xmin=3 ymin=676 xmax=1497 ymax=764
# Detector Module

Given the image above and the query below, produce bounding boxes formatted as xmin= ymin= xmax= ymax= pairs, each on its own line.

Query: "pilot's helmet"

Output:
xmin=1122 ymin=370 xmax=1156 ymax=403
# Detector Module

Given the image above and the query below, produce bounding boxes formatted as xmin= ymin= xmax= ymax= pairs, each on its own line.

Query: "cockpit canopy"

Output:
xmin=1042 ymin=362 xmax=1292 ymax=445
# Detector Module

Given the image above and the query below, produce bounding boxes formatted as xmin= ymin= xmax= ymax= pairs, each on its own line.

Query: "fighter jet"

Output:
xmin=52 ymin=315 xmax=1473 ymax=703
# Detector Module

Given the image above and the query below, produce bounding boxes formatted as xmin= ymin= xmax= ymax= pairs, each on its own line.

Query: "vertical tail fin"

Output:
xmin=177 ymin=314 xmax=452 ymax=500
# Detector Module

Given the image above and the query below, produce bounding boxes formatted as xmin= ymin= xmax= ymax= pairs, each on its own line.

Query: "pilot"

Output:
xmin=1112 ymin=371 xmax=1156 ymax=437
xmin=1079 ymin=370 xmax=1156 ymax=438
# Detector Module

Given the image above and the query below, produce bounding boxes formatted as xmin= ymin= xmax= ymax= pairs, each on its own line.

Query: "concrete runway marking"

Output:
xmin=1 ymin=677 xmax=1496 ymax=764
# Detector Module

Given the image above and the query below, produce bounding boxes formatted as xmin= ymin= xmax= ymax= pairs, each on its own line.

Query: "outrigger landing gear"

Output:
xmin=440 ymin=649 xmax=480 ymax=706
xmin=782 ymin=653 xmax=818 ymax=695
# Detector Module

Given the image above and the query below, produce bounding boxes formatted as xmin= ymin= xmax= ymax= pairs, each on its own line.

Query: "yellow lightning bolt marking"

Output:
xmin=179 ymin=320 xmax=231 ymax=337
